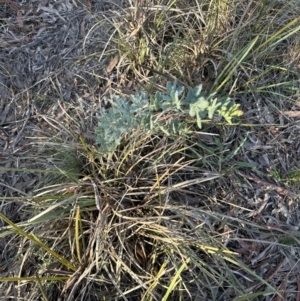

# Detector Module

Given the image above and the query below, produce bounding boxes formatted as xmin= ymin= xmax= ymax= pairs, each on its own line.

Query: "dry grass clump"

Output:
xmin=1 ymin=0 xmax=300 ymax=300
xmin=1 ymin=118 xmax=278 ymax=300
xmin=106 ymin=0 xmax=300 ymax=95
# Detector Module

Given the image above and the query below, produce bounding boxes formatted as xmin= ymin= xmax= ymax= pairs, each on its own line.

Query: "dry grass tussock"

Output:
xmin=1 ymin=0 xmax=300 ymax=300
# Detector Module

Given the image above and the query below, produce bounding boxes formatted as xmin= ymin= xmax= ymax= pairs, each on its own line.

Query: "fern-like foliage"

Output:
xmin=183 ymin=85 xmax=243 ymax=128
xmin=95 ymin=81 xmax=243 ymax=154
xmin=95 ymin=91 xmax=149 ymax=153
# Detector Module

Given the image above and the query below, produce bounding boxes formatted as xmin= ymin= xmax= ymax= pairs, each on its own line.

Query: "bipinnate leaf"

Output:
xmin=95 ymin=81 xmax=243 ymax=154
xmin=218 ymin=100 xmax=243 ymax=124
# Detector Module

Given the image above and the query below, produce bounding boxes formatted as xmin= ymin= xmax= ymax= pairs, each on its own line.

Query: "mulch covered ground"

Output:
xmin=0 ymin=0 xmax=132 ymax=282
xmin=0 ymin=0 xmax=131 ymax=198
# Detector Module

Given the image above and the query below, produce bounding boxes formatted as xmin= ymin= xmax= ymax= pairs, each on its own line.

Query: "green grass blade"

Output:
xmin=0 ymin=212 xmax=76 ymax=272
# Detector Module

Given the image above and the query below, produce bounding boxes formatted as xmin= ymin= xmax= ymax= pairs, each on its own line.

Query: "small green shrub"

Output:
xmin=95 ymin=81 xmax=243 ymax=154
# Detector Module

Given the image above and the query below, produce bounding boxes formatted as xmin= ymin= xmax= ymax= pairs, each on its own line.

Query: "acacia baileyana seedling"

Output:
xmin=95 ymin=81 xmax=243 ymax=154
